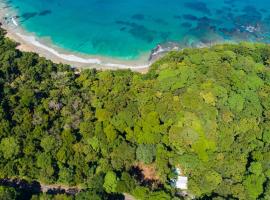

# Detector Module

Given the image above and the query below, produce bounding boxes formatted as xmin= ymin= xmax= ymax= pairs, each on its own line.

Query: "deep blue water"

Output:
xmin=3 ymin=0 xmax=270 ymax=60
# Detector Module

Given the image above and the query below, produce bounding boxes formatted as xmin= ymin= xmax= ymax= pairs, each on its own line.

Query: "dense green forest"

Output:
xmin=0 ymin=27 xmax=269 ymax=200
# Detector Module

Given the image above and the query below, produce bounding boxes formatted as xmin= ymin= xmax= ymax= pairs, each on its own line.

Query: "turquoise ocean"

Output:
xmin=2 ymin=0 xmax=270 ymax=60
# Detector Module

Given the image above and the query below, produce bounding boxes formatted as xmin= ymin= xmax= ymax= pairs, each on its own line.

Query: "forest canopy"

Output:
xmin=0 ymin=27 xmax=269 ymax=200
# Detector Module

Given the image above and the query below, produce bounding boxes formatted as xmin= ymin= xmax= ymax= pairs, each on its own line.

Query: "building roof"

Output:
xmin=176 ymin=176 xmax=188 ymax=190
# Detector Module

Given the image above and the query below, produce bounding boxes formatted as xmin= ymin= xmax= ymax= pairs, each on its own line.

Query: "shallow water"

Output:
xmin=2 ymin=0 xmax=270 ymax=60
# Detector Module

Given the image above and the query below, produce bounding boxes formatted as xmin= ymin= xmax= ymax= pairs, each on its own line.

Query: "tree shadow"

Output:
xmin=129 ymin=166 xmax=163 ymax=189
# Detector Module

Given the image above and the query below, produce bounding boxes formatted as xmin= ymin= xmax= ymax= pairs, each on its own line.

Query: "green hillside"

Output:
xmin=0 ymin=28 xmax=269 ymax=200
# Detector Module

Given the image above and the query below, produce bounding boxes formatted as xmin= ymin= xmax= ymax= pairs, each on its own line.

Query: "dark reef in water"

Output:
xmin=116 ymin=20 xmax=171 ymax=43
xmin=146 ymin=0 xmax=270 ymax=61
xmin=183 ymin=14 xmax=198 ymax=21
xmin=116 ymin=20 xmax=157 ymax=42
xmin=131 ymin=14 xmax=145 ymax=21
xmin=184 ymin=2 xmax=211 ymax=15
xmin=181 ymin=22 xmax=192 ymax=28
xmin=21 ymin=12 xmax=38 ymax=21
xmin=39 ymin=10 xmax=52 ymax=16
xmin=116 ymin=0 xmax=270 ymax=59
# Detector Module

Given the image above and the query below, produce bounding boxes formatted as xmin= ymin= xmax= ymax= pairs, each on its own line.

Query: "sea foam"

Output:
xmin=11 ymin=17 xmax=18 ymax=26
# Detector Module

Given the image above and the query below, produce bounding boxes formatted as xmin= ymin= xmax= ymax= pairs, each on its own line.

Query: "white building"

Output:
xmin=176 ymin=176 xmax=188 ymax=190
xmin=175 ymin=168 xmax=188 ymax=190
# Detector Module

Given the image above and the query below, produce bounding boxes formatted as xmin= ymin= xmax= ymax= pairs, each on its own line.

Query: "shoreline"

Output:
xmin=0 ymin=3 xmax=154 ymax=72
xmin=10 ymin=30 xmax=151 ymax=70
xmin=3 ymin=25 xmax=151 ymax=72
xmin=0 ymin=1 xmax=235 ymax=73
xmin=1 ymin=1 xmax=268 ymax=73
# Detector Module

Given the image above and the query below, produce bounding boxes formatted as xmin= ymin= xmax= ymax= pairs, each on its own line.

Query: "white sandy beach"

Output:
xmin=0 ymin=3 xmax=151 ymax=72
